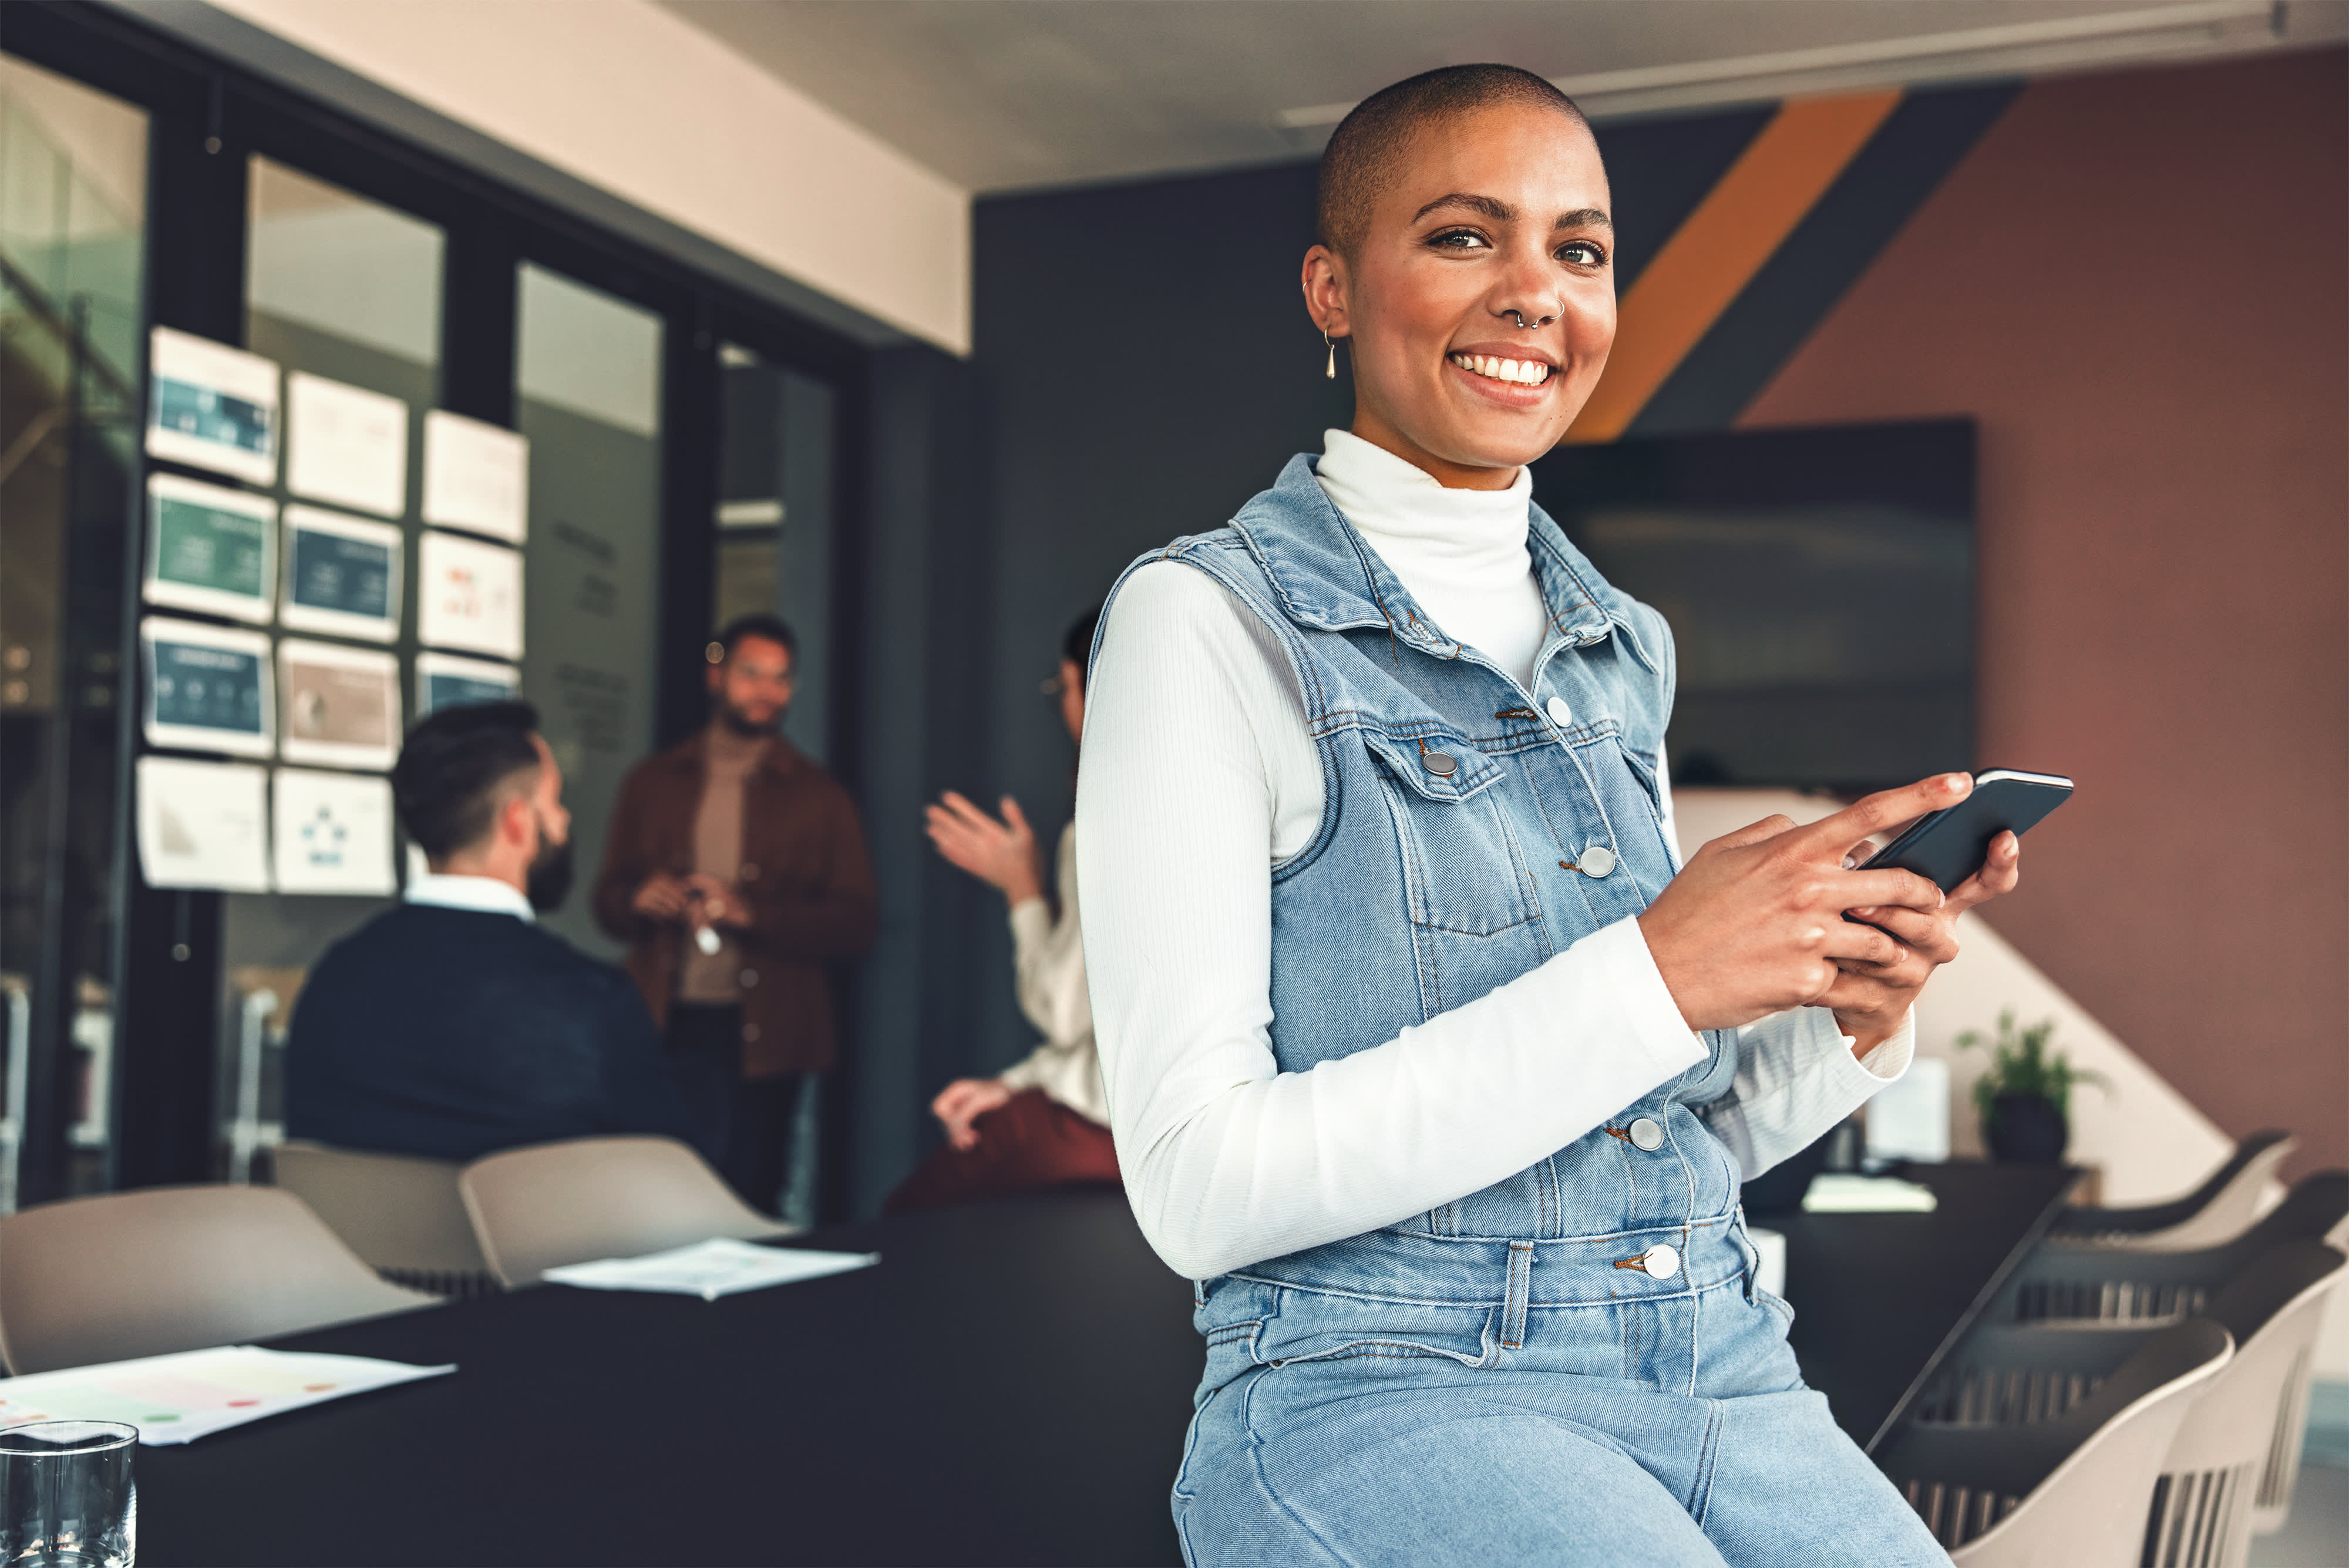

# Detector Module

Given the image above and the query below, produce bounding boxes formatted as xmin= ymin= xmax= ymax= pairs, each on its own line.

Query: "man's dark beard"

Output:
xmin=526 ymin=835 xmax=576 ymax=914
xmin=718 ymin=702 xmax=783 ymax=738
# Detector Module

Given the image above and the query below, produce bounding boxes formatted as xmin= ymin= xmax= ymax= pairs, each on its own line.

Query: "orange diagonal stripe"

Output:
xmin=1568 ymin=89 xmax=1902 ymax=443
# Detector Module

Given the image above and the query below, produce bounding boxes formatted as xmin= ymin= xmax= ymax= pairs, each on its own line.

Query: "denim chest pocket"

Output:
xmin=1359 ymin=728 xmax=1539 ymax=939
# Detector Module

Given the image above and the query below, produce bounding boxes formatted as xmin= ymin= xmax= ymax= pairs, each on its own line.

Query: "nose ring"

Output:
xmin=1507 ymin=309 xmax=1559 ymax=331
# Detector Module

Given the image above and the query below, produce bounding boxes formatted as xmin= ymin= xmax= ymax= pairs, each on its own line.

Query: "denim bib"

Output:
xmin=1106 ymin=455 xmax=1756 ymax=1374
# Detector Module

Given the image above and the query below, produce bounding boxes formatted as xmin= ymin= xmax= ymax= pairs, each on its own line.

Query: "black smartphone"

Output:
xmin=1859 ymin=769 xmax=2074 ymax=893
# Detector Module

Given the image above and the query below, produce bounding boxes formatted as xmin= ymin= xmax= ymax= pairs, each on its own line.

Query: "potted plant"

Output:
xmin=1958 ymin=1011 xmax=2108 ymax=1164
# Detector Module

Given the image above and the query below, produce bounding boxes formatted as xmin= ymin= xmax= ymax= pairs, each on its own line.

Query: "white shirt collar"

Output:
xmin=405 ymin=872 xmax=536 ymax=923
xmin=1314 ymin=428 xmax=1533 ymax=600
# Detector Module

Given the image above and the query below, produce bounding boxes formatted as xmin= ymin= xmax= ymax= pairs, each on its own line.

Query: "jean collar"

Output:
xmin=1230 ymin=454 xmax=1624 ymax=660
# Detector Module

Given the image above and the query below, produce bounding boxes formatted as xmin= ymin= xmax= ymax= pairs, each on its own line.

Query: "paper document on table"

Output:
xmin=542 ymin=1239 xmax=879 ymax=1300
xmin=0 ymin=1345 xmax=453 ymax=1445
xmin=1802 ymin=1174 xmax=1940 ymax=1213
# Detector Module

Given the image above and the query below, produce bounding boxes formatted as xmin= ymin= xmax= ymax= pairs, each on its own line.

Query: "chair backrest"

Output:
xmin=272 ymin=1140 xmax=496 ymax=1296
xmin=2146 ymin=1243 xmax=2344 ymax=1566
xmin=2003 ymin=1172 xmax=2348 ymax=1325
xmin=2053 ymin=1132 xmax=2297 ymax=1253
xmin=1877 ymin=1318 xmax=2231 ymax=1562
xmin=458 ymin=1136 xmax=788 ymax=1287
xmin=0 ymin=1185 xmax=436 ymax=1374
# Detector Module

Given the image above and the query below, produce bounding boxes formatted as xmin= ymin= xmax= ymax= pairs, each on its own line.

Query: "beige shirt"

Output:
xmin=997 ymin=824 xmax=1106 ymax=1125
xmin=677 ymin=725 xmax=772 ymax=1003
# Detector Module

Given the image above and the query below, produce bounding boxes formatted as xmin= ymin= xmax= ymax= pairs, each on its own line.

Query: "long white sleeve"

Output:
xmin=996 ymin=826 xmax=1109 ymax=1125
xmin=1078 ymin=565 xmax=1705 ymax=1280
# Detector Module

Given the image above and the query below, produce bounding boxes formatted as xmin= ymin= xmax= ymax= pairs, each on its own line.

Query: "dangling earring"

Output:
xmin=1324 ymin=330 xmax=1337 ymax=381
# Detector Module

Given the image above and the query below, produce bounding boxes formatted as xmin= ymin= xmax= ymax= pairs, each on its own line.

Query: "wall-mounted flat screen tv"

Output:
xmin=1534 ymin=419 xmax=1974 ymax=794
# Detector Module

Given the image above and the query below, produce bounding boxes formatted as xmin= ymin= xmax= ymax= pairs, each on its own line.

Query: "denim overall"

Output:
xmin=1108 ymin=457 xmax=1944 ymax=1567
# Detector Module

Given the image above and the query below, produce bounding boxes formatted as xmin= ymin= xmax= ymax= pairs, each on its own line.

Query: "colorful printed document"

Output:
xmin=542 ymin=1239 xmax=879 ymax=1301
xmin=0 ymin=1346 xmax=454 ymax=1445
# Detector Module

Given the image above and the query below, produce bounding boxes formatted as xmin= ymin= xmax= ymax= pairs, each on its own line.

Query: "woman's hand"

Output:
xmin=931 ymin=1078 xmax=1015 ymax=1150
xmin=1637 ymin=775 xmax=1965 ymax=1034
xmin=1824 ymin=830 xmax=2021 ymax=1049
xmin=926 ymin=792 xmax=1045 ymax=907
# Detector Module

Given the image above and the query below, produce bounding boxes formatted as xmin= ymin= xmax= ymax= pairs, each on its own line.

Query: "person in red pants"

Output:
xmin=887 ymin=609 xmax=1119 ymax=1215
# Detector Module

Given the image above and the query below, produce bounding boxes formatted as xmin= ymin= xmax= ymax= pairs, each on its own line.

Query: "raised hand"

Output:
xmin=925 ymin=791 xmax=1045 ymax=907
xmin=1636 ymin=773 xmax=1968 ymax=1036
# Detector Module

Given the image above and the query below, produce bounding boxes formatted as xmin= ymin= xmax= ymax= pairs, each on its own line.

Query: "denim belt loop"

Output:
xmin=1501 ymin=1241 xmax=1536 ymax=1350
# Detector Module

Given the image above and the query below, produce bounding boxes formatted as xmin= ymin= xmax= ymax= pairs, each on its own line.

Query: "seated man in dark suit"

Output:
xmin=287 ymin=700 xmax=704 ymax=1162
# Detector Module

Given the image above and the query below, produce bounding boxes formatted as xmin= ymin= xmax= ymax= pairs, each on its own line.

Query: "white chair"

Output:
xmin=2049 ymin=1131 xmax=2296 ymax=1253
xmin=272 ymin=1140 xmax=498 ymax=1297
xmin=1998 ymin=1172 xmax=2347 ymax=1326
xmin=1909 ymin=1242 xmax=2344 ymax=1563
xmin=1877 ymin=1318 xmax=2232 ymax=1560
xmin=458 ymin=1136 xmax=791 ymax=1287
xmin=0 ymin=1185 xmax=436 ymax=1374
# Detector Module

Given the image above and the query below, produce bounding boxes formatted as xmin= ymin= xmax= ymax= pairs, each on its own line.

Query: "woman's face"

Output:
xmin=1304 ymin=103 xmax=1615 ymax=489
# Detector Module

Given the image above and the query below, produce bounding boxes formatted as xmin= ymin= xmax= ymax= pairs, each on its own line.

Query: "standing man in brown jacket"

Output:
xmin=594 ymin=614 xmax=877 ymax=1212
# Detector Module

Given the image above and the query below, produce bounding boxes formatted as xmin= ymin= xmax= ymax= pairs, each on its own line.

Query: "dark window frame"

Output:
xmin=2 ymin=0 xmax=871 ymax=1196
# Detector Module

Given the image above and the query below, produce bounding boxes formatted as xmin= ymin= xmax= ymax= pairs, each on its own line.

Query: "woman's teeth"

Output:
xmin=1450 ymin=353 xmax=1551 ymax=386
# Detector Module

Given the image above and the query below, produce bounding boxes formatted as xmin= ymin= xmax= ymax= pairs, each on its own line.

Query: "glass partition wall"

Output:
xmin=0 ymin=55 xmax=146 ymax=1207
xmin=0 ymin=8 xmax=866 ymax=1208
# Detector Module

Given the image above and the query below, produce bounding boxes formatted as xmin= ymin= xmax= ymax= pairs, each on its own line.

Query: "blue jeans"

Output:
xmin=1172 ymin=1222 xmax=1948 ymax=1567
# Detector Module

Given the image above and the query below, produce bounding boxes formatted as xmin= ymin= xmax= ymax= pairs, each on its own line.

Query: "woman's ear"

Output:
xmin=1301 ymin=245 xmax=1350 ymax=339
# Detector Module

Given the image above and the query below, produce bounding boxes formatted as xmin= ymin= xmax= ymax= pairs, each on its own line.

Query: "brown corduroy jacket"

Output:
xmin=593 ymin=732 xmax=878 ymax=1078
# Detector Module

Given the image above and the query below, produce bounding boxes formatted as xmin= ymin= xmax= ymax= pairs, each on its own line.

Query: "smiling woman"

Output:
xmin=1075 ymin=62 xmax=2011 ymax=1568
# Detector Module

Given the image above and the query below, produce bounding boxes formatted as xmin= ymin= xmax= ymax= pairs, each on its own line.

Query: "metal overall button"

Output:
xmin=1545 ymin=696 xmax=1572 ymax=728
xmin=1577 ymin=844 xmax=1616 ymax=878
xmin=1613 ymin=1243 xmax=1680 ymax=1281
xmin=1422 ymin=750 xmax=1457 ymax=778
xmin=1627 ymin=1117 xmax=1665 ymax=1152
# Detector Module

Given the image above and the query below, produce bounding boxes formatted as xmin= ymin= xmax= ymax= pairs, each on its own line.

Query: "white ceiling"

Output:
xmin=658 ymin=0 xmax=2348 ymax=194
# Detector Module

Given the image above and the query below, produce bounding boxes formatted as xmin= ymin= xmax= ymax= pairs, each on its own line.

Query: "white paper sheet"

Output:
xmin=423 ymin=409 xmax=529 ymax=542
xmin=277 ymin=639 xmax=401 ymax=771
xmin=0 ymin=1345 xmax=453 ymax=1445
xmin=136 ymin=756 xmax=270 ymax=892
xmin=418 ymin=529 xmax=524 ymax=659
xmin=143 ymin=473 xmax=277 ymax=623
xmin=287 ymin=372 xmax=409 ymax=519
xmin=1863 ymin=1057 xmax=1952 ymax=1165
xmin=141 ymin=617 xmax=274 ymax=758
xmin=415 ymin=651 xmax=520 ymax=716
xmin=280 ymin=505 xmax=403 ymax=642
xmin=1802 ymin=1173 xmax=1940 ymax=1214
xmin=272 ymin=769 xmax=397 ymax=895
xmin=542 ymin=1239 xmax=879 ymax=1300
xmin=147 ymin=327 xmax=280 ymax=484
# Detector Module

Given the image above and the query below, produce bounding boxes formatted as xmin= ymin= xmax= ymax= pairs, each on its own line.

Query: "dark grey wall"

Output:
xmin=962 ymin=160 xmax=1351 ymax=1081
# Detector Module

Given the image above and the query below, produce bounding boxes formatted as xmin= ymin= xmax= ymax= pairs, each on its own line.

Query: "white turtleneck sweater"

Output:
xmin=1076 ymin=430 xmax=1911 ymax=1281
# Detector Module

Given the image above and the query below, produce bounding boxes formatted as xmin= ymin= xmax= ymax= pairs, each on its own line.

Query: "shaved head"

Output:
xmin=1317 ymin=64 xmax=1590 ymax=258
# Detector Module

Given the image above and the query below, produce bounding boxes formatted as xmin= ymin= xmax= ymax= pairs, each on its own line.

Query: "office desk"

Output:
xmin=139 ymin=1167 xmax=2076 ymax=1566
xmin=1771 ymin=1160 xmax=2082 ymax=1452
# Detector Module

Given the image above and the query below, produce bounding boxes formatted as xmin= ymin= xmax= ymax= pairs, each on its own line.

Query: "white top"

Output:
xmin=997 ymin=825 xmax=1109 ymax=1125
xmin=1077 ymin=430 xmax=1911 ymax=1280
xmin=405 ymin=872 xmax=534 ymax=922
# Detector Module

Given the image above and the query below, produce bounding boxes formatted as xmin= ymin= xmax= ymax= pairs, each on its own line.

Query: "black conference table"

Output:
xmin=140 ymin=1165 xmax=2078 ymax=1567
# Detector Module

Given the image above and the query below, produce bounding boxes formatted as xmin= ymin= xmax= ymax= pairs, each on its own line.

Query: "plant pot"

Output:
xmin=1985 ymin=1092 xmax=2068 ymax=1164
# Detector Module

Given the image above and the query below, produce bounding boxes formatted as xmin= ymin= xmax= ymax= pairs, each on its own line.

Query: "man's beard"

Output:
xmin=719 ymin=702 xmax=783 ymax=738
xmin=526 ymin=835 xmax=576 ymax=914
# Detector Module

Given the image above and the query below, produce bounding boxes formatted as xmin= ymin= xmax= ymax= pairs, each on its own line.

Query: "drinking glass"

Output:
xmin=0 ymin=1421 xmax=136 ymax=1567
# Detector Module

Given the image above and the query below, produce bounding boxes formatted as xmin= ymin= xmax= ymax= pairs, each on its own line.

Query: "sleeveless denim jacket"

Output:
xmin=1104 ymin=455 xmax=1768 ymax=1384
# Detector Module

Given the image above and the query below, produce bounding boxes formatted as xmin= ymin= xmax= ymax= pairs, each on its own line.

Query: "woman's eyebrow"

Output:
xmin=1412 ymin=192 xmax=1514 ymax=224
xmin=1555 ymin=207 xmax=1613 ymax=231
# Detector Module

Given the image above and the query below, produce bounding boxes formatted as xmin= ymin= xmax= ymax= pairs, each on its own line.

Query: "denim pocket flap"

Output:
xmin=1360 ymin=728 xmax=1505 ymax=803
